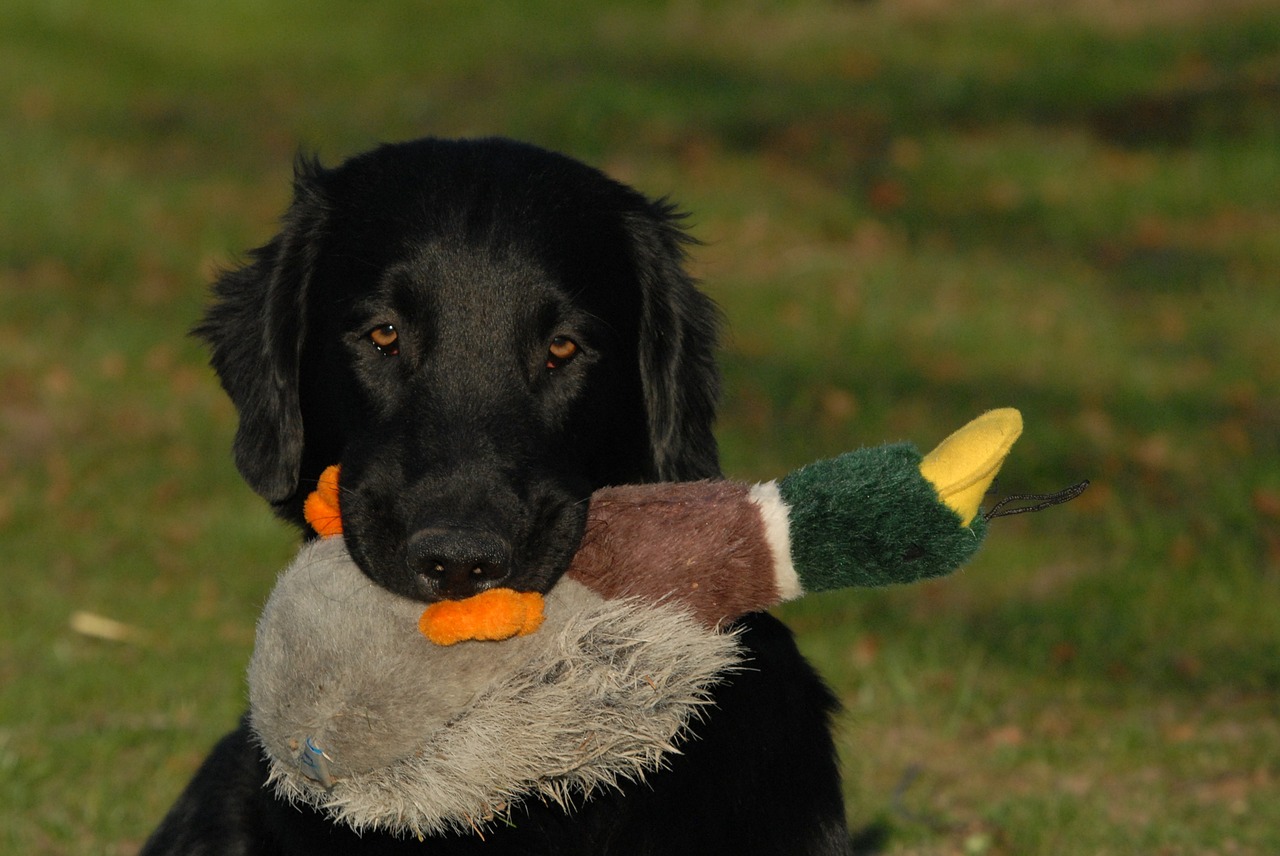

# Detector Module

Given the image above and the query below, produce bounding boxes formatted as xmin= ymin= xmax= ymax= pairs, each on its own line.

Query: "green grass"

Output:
xmin=3 ymin=1 xmax=1279 ymax=852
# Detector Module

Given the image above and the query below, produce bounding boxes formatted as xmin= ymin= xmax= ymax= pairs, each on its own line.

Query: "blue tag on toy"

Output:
xmin=297 ymin=736 xmax=335 ymax=788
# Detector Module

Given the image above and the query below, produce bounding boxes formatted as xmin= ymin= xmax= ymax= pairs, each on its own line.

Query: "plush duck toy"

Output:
xmin=248 ymin=409 xmax=1078 ymax=838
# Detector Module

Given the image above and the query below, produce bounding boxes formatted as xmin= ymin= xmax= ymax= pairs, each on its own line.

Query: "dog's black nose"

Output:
xmin=409 ymin=527 xmax=512 ymax=599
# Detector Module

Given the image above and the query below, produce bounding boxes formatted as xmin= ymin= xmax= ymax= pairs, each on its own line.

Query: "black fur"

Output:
xmin=143 ymin=138 xmax=851 ymax=855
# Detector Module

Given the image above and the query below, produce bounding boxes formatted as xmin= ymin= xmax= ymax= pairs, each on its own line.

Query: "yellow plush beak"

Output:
xmin=919 ymin=408 xmax=1023 ymax=525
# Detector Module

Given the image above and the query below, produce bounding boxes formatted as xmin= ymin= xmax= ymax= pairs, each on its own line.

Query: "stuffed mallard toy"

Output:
xmin=248 ymin=408 xmax=1081 ymax=838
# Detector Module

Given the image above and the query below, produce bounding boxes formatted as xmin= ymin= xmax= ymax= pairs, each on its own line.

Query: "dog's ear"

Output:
xmin=626 ymin=202 xmax=723 ymax=482
xmin=194 ymin=156 xmax=329 ymax=504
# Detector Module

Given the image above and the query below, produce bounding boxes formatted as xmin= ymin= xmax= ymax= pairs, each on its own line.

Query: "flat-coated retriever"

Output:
xmin=142 ymin=137 xmax=851 ymax=855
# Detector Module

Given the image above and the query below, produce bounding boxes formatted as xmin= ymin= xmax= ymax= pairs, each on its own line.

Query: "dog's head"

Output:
xmin=197 ymin=138 xmax=721 ymax=602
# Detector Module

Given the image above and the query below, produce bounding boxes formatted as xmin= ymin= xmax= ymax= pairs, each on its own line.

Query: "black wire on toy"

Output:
xmin=983 ymin=479 xmax=1090 ymax=522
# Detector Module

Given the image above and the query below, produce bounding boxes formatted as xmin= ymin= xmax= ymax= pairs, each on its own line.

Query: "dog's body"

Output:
xmin=143 ymin=138 xmax=851 ymax=855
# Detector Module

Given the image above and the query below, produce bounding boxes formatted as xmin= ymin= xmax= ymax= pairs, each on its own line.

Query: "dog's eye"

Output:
xmin=546 ymin=336 xmax=578 ymax=370
xmin=368 ymin=324 xmax=400 ymax=357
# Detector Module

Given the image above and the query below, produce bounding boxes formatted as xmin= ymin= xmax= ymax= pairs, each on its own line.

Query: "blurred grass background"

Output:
xmin=2 ymin=0 xmax=1279 ymax=853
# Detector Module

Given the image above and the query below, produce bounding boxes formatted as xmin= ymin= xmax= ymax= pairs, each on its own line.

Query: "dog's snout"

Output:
xmin=409 ymin=527 xmax=512 ymax=599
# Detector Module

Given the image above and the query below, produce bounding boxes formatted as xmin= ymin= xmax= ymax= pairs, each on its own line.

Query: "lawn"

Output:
xmin=2 ymin=1 xmax=1278 ymax=853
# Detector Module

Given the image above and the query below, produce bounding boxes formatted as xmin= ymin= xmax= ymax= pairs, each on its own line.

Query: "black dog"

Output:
xmin=142 ymin=138 xmax=852 ymax=855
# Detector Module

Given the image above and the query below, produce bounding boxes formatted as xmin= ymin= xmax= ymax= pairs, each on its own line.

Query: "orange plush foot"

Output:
xmin=418 ymin=589 xmax=546 ymax=645
xmin=304 ymin=464 xmax=343 ymax=538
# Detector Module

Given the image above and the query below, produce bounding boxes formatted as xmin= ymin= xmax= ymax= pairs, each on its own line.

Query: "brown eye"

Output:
xmin=368 ymin=324 xmax=399 ymax=356
xmin=546 ymin=335 xmax=578 ymax=369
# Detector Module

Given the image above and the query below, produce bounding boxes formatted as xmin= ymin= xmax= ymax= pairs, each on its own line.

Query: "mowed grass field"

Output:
xmin=3 ymin=1 xmax=1279 ymax=853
